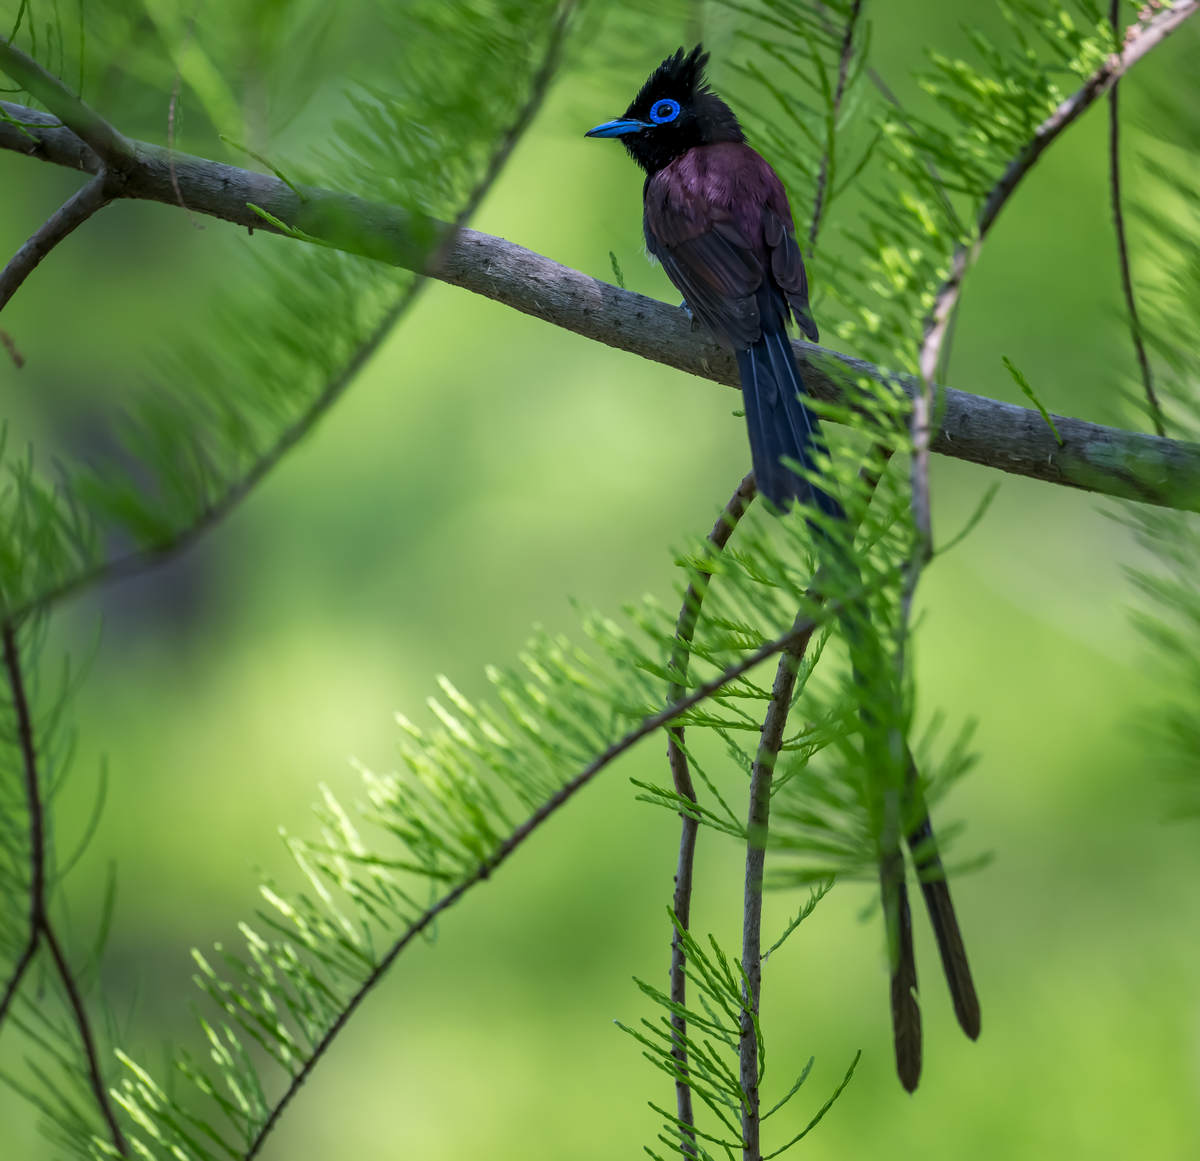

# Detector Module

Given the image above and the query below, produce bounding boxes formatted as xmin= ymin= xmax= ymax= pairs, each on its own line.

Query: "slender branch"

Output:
xmin=0 ymin=171 xmax=111 ymax=315
xmin=2 ymin=623 xmax=43 ymax=923
xmin=0 ymin=935 xmax=37 ymax=1026
xmin=41 ymin=921 xmax=128 ymax=1155
xmin=6 ymin=281 xmax=424 ymax=624
xmin=865 ymin=67 xmax=963 ymax=236
xmin=0 ymin=36 xmax=131 ymax=166
xmin=1108 ymin=0 xmax=1166 ymax=436
xmin=0 ymin=326 xmax=23 ymax=366
xmin=245 ymin=602 xmax=828 ymax=1160
xmin=2 ymin=6 xmax=574 ymax=625
xmin=739 ymin=608 xmax=817 ymax=1161
xmin=1 ymin=622 xmax=128 ymax=1155
xmin=2 ymin=95 xmax=1198 ymax=510
xmin=666 ymin=471 xmax=756 ymax=1157
xmin=431 ymin=0 xmax=574 ymax=267
xmin=912 ymin=1 xmax=1198 ymax=690
xmin=735 ymin=443 xmax=890 ymax=1152
xmin=920 ymin=0 xmax=1199 ymax=386
xmin=809 ymin=0 xmax=863 ymax=250
xmin=1 ymin=620 xmax=42 ymax=1031
xmin=739 ymin=8 xmax=866 ymax=1141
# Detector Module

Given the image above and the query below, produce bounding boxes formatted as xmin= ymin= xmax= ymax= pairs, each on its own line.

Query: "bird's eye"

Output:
xmin=649 ymin=98 xmax=681 ymax=124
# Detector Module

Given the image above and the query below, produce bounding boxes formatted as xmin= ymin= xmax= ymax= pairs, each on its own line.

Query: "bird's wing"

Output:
xmin=645 ymin=210 xmax=765 ymax=348
xmin=763 ymin=208 xmax=819 ymax=343
xmin=644 ymin=153 xmax=819 ymax=346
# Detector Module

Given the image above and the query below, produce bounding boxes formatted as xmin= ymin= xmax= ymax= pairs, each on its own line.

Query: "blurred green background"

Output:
xmin=2 ymin=1 xmax=1199 ymax=1158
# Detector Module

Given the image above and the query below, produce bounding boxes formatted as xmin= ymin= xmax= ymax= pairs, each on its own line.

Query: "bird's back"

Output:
xmin=642 ymin=142 xmax=817 ymax=347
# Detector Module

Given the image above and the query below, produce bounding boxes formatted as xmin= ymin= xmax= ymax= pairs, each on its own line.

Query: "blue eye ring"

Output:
xmin=648 ymin=97 xmax=680 ymax=124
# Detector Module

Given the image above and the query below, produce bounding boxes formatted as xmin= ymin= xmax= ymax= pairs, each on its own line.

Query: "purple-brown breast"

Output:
xmin=643 ymin=142 xmax=817 ymax=348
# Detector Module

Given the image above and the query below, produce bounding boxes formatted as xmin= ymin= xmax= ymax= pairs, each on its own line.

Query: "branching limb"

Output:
xmin=921 ymin=0 xmax=1198 ymax=386
xmin=910 ymin=0 xmax=1199 ymax=678
xmin=1 ymin=622 xmax=129 ymax=1156
xmin=1108 ymin=0 xmax=1165 ymax=436
xmin=2 ymin=3 xmax=1198 ymax=509
xmin=1 ymin=622 xmax=45 ymax=1034
xmin=0 ymin=935 xmax=36 ymax=1025
xmin=808 ymin=0 xmax=863 ymax=251
xmin=0 ymin=171 xmax=111 ymax=315
xmin=736 ymin=447 xmax=890 ymax=1146
xmin=739 ymin=607 xmax=818 ymax=1161
xmin=246 ymin=602 xmax=827 ymax=1160
xmin=1 ymin=4 xmax=575 ymax=624
xmin=0 ymin=36 xmax=132 ymax=167
xmin=0 ymin=326 xmax=23 ymax=366
xmin=6 ymin=283 xmax=423 ymax=624
xmin=666 ymin=471 xmax=756 ymax=1157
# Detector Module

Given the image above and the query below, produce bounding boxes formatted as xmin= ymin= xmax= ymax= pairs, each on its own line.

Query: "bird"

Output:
xmin=586 ymin=44 xmax=836 ymax=519
xmin=586 ymin=44 xmax=980 ymax=1092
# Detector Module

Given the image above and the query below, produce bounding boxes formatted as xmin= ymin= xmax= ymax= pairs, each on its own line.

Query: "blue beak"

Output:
xmin=585 ymin=118 xmax=649 ymax=138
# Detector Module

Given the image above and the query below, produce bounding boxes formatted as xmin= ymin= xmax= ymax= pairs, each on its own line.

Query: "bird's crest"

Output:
xmin=634 ymin=44 xmax=711 ymax=106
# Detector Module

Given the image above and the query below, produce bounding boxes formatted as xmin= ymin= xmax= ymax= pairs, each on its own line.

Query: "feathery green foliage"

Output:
xmin=1115 ymin=97 xmax=1200 ymax=820
xmin=1 ymin=1 xmax=1196 ymax=1158
xmin=0 ymin=0 xmax=563 ymax=622
xmin=618 ymin=909 xmax=859 ymax=1161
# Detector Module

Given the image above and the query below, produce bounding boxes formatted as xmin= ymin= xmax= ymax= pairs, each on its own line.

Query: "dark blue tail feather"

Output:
xmin=735 ymin=325 xmax=843 ymax=521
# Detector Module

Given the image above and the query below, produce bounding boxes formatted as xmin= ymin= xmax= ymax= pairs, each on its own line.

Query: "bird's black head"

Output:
xmin=585 ymin=45 xmax=744 ymax=175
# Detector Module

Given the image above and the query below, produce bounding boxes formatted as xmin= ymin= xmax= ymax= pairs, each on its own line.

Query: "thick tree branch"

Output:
xmin=0 ymin=37 xmax=132 ymax=167
xmin=2 ymin=4 xmax=1198 ymax=515
xmin=3 ymin=100 xmax=1195 ymax=512
xmin=0 ymin=171 xmax=110 ymax=315
xmin=1 ymin=6 xmax=576 ymax=623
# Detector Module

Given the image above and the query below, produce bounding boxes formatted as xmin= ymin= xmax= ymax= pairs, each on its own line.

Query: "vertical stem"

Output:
xmin=739 ymin=613 xmax=818 ymax=1161
xmin=667 ymin=473 xmax=756 ymax=1157
xmin=1107 ymin=0 xmax=1165 ymax=436
xmin=809 ymin=0 xmax=863 ymax=251
xmin=2 ymin=622 xmax=128 ymax=1156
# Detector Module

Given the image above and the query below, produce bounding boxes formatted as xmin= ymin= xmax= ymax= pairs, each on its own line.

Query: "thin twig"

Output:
xmin=41 ymin=921 xmax=129 ymax=1155
xmin=0 ymin=171 xmax=111 ymax=315
xmin=809 ymin=0 xmax=863 ymax=250
xmin=5 ymin=280 xmax=424 ymax=625
xmin=666 ymin=471 xmax=756 ymax=1157
xmin=920 ymin=0 xmax=1198 ymax=386
xmin=1107 ymin=0 xmax=1166 ymax=436
xmin=2 ymin=620 xmax=44 ymax=930
xmin=1 ymin=7 xmax=575 ymax=626
xmin=165 ymin=20 xmax=202 ymax=230
xmin=0 ymin=325 xmax=24 ymax=366
xmin=735 ymin=445 xmax=890 ymax=1151
xmin=865 ymin=67 xmax=964 ymax=236
xmin=739 ymin=606 xmax=818 ymax=1161
xmin=428 ymin=0 xmax=575 ymax=272
xmin=0 ymin=935 xmax=37 ymax=1026
xmin=1 ymin=619 xmax=43 ymax=1031
xmin=245 ymin=602 xmax=829 ymax=1160
xmin=738 ymin=8 xmax=868 ymax=1145
xmin=912 ymin=3 xmax=1199 ymax=624
xmin=1 ymin=95 xmax=1198 ymax=510
xmin=0 ymin=36 xmax=131 ymax=166
xmin=1 ymin=622 xmax=128 ymax=1155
